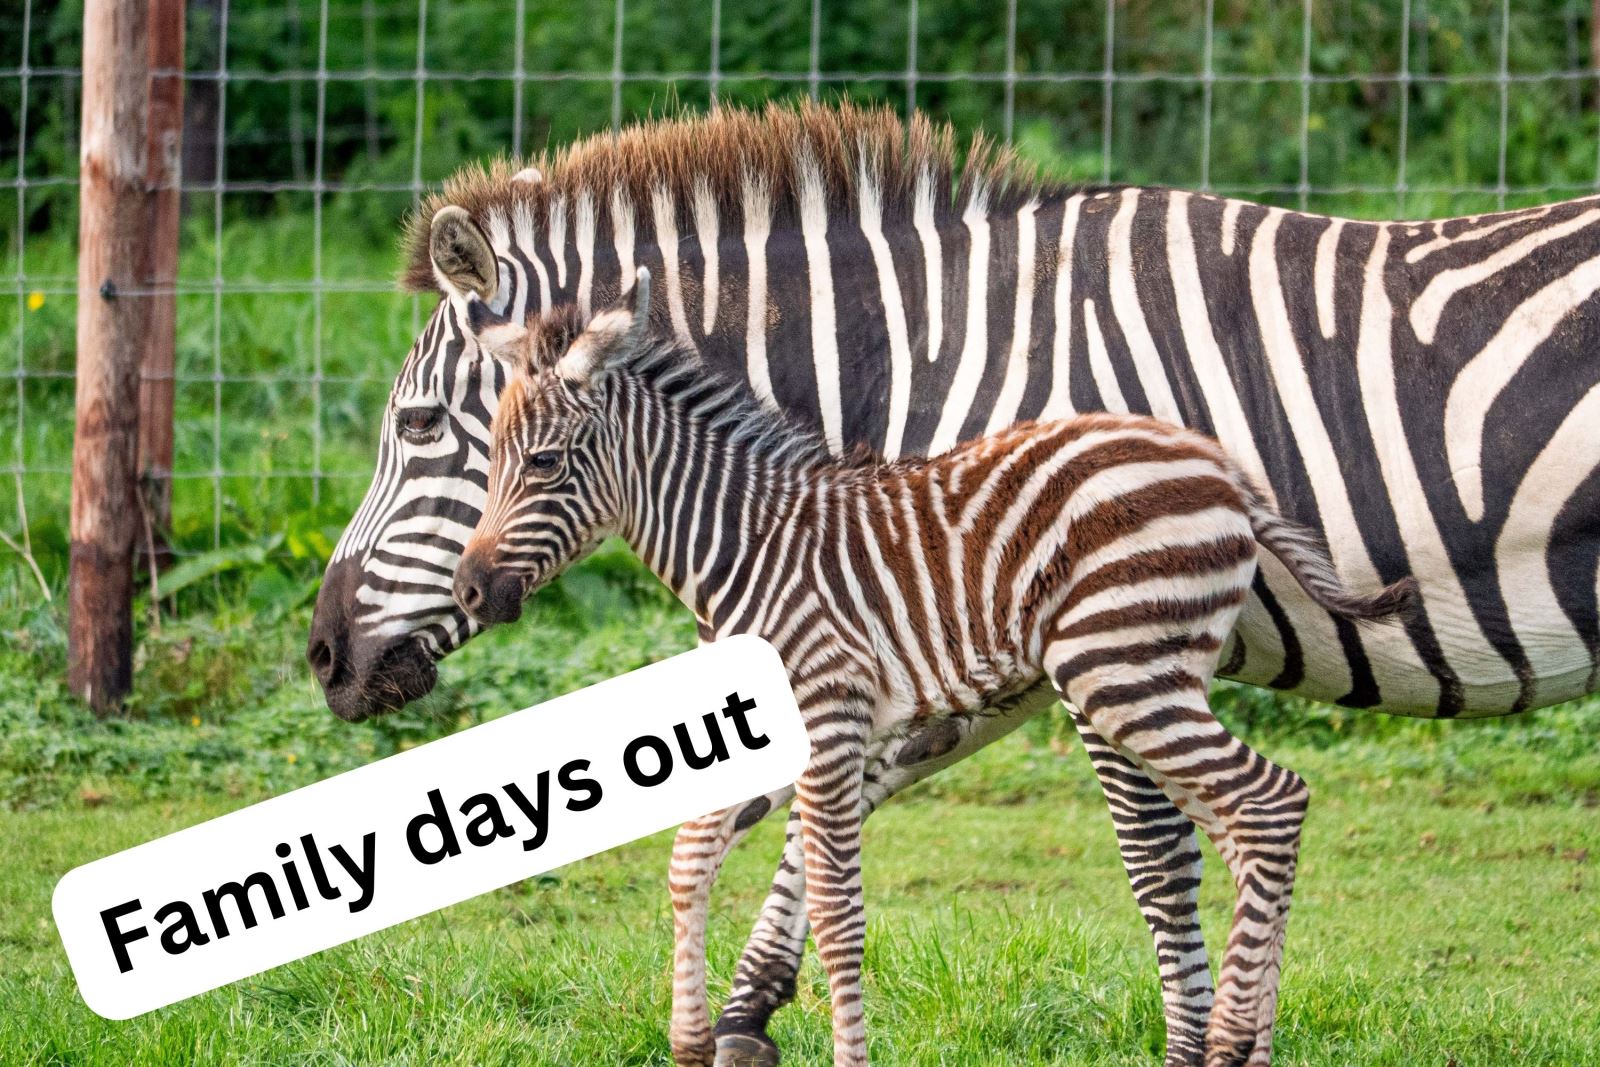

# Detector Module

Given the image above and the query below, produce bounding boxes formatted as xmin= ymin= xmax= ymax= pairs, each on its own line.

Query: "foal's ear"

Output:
xmin=556 ymin=267 xmax=653 ymax=386
xmin=463 ymin=295 xmax=528 ymax=363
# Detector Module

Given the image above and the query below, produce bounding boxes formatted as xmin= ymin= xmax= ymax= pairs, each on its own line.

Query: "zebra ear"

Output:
xmin=429 ymin=205 xmax=498 ymax=302
xmin=464 ymin=295 xmax=527 ymax=362
xmin=556 ymin=267 xmax=653 ymax=386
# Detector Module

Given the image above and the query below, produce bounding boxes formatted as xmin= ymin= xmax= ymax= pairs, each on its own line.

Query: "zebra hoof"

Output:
xmin=713 ymin=1032 xmax=781 ymax=1067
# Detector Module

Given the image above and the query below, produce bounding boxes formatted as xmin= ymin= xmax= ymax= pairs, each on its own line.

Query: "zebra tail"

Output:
xmin=1241 ymin=486 xmax=1420 ymax=623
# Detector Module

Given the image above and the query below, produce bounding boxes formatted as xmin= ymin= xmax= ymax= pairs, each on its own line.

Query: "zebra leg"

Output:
xmin=792 ymin=693 xmax=873 ymax=1067
xmin=1046 ymin=629 xmax=1308 ymax=1067
xmin=711 ymin=744 xmax=924 ymax=1065
xmin=1066 ymin=707 xmax=1213 ymax=1067
xmin=670 ymin=790 xmax=794 ymax=1066
xmin=713 ymin=693 xmax=1049 ymax=1066
xmin=1238 ymin=837 xmax=1302 ymax=1067
xmin=712 ymin=809 xmax=809 ymax=1067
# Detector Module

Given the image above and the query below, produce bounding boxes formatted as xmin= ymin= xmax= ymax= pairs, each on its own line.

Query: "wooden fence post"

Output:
xmin=140 ymin=0 xmax=185 ymax=545
xmin=69 ymin=0 xmax=155 ymax=714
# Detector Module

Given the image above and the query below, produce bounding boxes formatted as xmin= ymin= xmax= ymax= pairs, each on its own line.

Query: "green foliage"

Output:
xmin=152 ymin=532 xmax=286 ymax=599
xmin=0 ymin=539 xmax=694 ymax=811
xmin=6 ymin=1 xmax=1598 ymax=249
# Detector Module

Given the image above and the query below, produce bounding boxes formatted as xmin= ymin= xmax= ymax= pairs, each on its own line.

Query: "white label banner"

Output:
xmin=54 ymin=635 xmax=809 ymax=1020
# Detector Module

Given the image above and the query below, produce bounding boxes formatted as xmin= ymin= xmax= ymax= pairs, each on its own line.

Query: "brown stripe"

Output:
xmin=1065 ymin=537 xmax=1256 ymax=609
xmin=989 ymin=436 xmax=1233 ymax=629
xmin=1049 ymin=589 xmax=1248 ymax=644
xmin=1064 ymin=475 xmax=1245 ymax=562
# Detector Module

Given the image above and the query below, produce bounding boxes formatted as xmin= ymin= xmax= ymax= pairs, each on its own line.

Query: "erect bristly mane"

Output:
xmin=403 ymin=100 xmax=1093 ymax=294
xmin=506 ymin=304 xmax=890 ymax=475
xmin=624 ymin=334 xmax=853 ymax=474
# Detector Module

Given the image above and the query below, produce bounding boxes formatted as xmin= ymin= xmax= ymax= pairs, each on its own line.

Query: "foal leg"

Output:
xmin=713 ymin=690 xmax=1049 ymax=1066
xmin=712 ymin=809 xmax=810 ymax=1066
xmin=1046 ymin=613 xmax=1307 ymax=1067
xmin=792 ymin=688 xmax=874 ymax=1067
xmin=670 ymin=788 xmax=795 ymax=1066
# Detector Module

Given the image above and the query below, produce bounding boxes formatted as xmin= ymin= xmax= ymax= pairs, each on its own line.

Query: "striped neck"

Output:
xmin=601 ymin=356 xmax=868 ymax=623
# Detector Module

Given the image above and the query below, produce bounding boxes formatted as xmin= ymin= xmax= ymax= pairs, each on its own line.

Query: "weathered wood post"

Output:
xmin=69 ymin=0 xmax=155 ymax=714
xmin=139 ymin=0 xmax=185 ymax=543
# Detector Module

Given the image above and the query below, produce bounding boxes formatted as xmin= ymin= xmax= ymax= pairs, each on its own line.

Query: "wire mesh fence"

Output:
xmin=3 ymin=0 xmax=1599 ymax=581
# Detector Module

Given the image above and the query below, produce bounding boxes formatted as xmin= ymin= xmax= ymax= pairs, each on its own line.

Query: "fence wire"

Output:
xmin=2 ymin=0 xmax=1599 ymax=574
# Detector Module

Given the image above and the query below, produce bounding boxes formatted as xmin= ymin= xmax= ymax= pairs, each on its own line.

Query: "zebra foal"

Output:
xmin=451 ymin=270 xmax=1417 ymax=1067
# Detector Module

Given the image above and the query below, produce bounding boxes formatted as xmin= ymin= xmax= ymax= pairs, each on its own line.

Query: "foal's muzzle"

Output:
xmin=453 ymin=546 xmax=525 ymax=626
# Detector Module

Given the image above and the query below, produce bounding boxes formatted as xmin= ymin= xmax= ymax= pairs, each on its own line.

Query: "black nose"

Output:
xmin=308 ymin=556 xmax=359 ymax=698
xmin=308 ymin=635 xmax=338 ymax=687
xmin=455 ymin=576 xmax=486 ymax=615
xmin=454 ymin=551 xmax=524 ymax=625
xmin=453 ymin=553 xmax=492 ymax=621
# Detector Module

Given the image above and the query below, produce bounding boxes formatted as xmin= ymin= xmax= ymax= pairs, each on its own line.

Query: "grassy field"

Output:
xmin=3 ymin=546 xmax=1599 ymax=1065
xmin=3 ymin=706 xmax=1597 ymax=1065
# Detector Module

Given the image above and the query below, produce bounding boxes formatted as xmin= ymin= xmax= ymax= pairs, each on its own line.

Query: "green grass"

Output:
xmin=3 ymin=718 xmax=1597 ymax=1065
xmin=3 ymin=553 xmax=1599 ymax=1064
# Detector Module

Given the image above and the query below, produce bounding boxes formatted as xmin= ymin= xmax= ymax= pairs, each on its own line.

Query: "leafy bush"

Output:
xmin=0 ymin=540 xmax=696 ymax=810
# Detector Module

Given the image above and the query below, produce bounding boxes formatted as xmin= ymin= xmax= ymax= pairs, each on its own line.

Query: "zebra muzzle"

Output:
xmin=453 ymin=548 xmax=525 ymax=626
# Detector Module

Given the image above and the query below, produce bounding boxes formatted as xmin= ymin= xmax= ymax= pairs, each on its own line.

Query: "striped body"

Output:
xmin=306 ymin=105 xmax=1600 ymax=1067
xmin=453 ymin=283 xmax=1415 ymax=1067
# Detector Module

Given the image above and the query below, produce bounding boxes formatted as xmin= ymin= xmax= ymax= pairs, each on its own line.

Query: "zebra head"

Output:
xmin=453 ymin=270 xmax=653 ymax=628
xmin=308 ymin=206 xmax=510 ymax=721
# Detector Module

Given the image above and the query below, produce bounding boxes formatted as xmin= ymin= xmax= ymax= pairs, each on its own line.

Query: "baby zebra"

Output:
xmin=452 ymin=269 xmax=1417 ymax=1067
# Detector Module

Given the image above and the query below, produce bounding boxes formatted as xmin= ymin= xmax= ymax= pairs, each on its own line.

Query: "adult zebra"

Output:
xmin=307 ymin=103 xmax=1600 ymax=1066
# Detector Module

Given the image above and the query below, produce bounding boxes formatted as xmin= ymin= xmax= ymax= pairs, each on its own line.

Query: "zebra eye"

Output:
xmin=525 ymin=450 xmax=562 ymax=475
xmin=396 ymin=405 xmax=444 ymax=443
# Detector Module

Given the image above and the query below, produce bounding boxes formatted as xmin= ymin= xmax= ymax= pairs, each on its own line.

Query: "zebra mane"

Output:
xmin=625 ymin=335 xmax=863 ymax=473
xmin=403 ymin=100 xmax=1084 ymax=294
xmin=515 ymin=305 xmax=883 ymax=474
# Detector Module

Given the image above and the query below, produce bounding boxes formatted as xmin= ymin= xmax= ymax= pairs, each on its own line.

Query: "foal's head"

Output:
xmin=453 ymin=269 xmax=653 ymax=626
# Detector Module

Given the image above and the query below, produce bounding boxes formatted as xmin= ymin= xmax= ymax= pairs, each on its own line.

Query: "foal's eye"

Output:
xmin=525 ymin=450 xmax=562 ymax=475
xmin=396 ymin=406 xmax=443 ymax=442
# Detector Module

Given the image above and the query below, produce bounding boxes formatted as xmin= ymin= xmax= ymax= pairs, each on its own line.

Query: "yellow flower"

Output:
xmin=26 ymin=291 xmax=45 ymax=312
xmin=190 ymin=716 xmax=201 ymax=727
xmin=286 ymin=752 xmax=298 ymax=764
